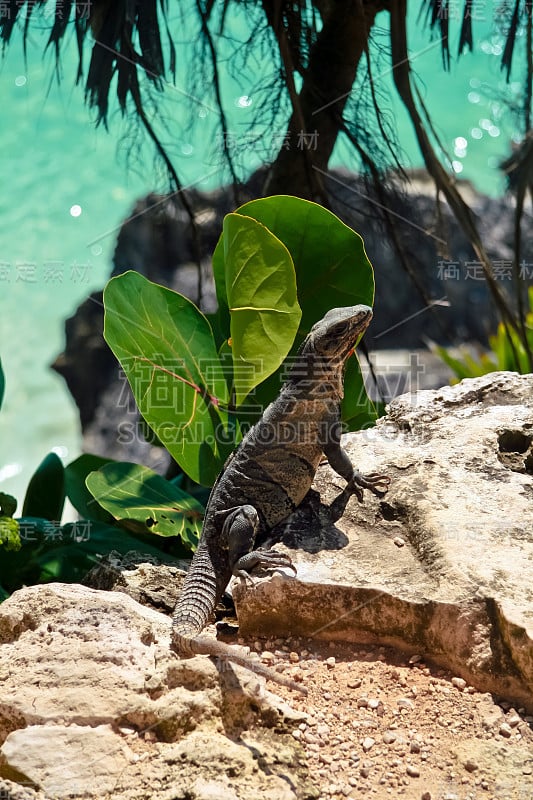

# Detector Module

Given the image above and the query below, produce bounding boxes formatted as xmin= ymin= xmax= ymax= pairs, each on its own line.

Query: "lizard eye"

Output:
xmin=332 ymin=321 xmax=350 ymax=338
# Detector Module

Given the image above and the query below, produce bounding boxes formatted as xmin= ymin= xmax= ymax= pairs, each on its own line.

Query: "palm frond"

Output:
xmin=419 ymin=0 xmax=450 ymax=69
xmin=501 ymin=0 xmax=521 ymax=81
xmin=0 ymin=0 xmax=45 ymax=46
xmin=0 ymin=0 xmax=169 ymax=126
xmin=458 ymin=0 xmax=473 ymax=55
xmin=420 ymin=0 xmax=531 ymax=81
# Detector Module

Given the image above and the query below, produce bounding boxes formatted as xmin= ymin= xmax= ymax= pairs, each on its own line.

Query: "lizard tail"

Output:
xmin=176 ymin=634 xmax=308 ymax=694
xmin=172 ymin=542 xmax=220 ymax=656
xmin=172 ymin=627 xmax=307 ymax=694
xmin=220 ymin=650 xmax=308 ymax=695
xmin=172 ymin=544 xmax=307 ymax=693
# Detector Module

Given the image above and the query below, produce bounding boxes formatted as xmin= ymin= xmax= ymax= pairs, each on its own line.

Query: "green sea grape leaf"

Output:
xmin=218 ymin=213 xmax=301 ymax=404
xmin=212 ymin=239 xmax=230 ymax=341
xmin=86 ymin=461 xmax=204 ymax=549
xmin=22 ymin=452 xmax=65 ymax=521
xmin=232 ymin=196 xmax=375 ymax=336
xmin=103 ymin=271 xmax=231 ymax=485
xmin=213 ymin=197 xmax=376 ymax=428
xmin=65 ymin=454 xmax=115 ymax=523
xmin=341 ymin=354 xmax=379 ymax=430
xmin=213 ymin=197 xmax=374 ymax=424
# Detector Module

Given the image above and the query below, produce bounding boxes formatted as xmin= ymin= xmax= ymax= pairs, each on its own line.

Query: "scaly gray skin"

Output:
xmin=172 ymin=305 xmax=390 ymax=691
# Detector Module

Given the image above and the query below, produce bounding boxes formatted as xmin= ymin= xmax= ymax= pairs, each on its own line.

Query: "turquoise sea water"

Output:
xmin=0 ymin=6 xmax=525 ymax=506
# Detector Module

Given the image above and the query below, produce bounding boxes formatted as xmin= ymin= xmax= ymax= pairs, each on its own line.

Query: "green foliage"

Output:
xmin=433 ymin=286 xmax=533 ymax=382
xmin=0 ymin=368 xmax=193 ymax=599
xmin=0 ymin=515 xmax=20 ymax=553
xmin=220 ymin=195 xmax=375 ymax=334
xmin=86 ymin=462 xmax=203 ymax=548
xmin=64 ymin=454 xmax=115 ymax=523
xmin=213 ymin=212 xmax=301 ymax=404
xmin=0 ymin=492 xmax=17 ymax=518
xmin=214 ymin=195 xmax=376 ymax=429
xmin=106 ymin=196 xmax=377 ymax=491
xmin=0 ymin=517 xmax=178 ymax=596
xmin=0 ymin=489 xmax=20 ymax=556
xmin=1 ymin=195 xmax=381 ymax=599
xmin=22 ymin=453 xmax=65 ymax=521
xmin=104 ymin=271 xmax=233 ymax=486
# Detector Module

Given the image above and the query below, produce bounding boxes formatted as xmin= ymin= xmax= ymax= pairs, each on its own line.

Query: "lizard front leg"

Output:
xmin=323 ymin=413 xmax=390 ymax=503
xmin=217 ymin=505 xmax=260 ymax=569
xmin=217 ymin=505 xmax=295 ymax=581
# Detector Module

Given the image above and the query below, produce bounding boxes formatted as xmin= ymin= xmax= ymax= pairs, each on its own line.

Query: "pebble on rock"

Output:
xmin=118 ymin=726 xmax=136 ymax=736
xmin=347 ymin=678 xmax=362 ymax=689
xmin=397 ymin=697 xmax=414 ymax=710
xmin=289 ymin=652 xmax=299 ymax=663
xmin=451 ymin=677 xmax=467 ymax=690
xmin=261 ymin=650 xmax=275 ymax=663
xmin=499 ymin=722 xmax=513 ymax=738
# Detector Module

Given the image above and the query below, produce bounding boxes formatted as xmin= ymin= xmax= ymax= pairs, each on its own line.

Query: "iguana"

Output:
xmin=172 ymin=305 xmax=389 ymax=691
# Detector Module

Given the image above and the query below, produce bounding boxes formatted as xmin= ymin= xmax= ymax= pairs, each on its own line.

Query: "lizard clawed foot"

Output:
xmin=349 ymin=471 xmax=391 ymax=502
xmin=232 ymin=547 xmax=297 ymax=580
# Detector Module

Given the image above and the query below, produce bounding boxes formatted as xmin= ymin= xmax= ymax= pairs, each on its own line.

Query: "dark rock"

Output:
xmin=326 ymin=169 xmax=532 ymax=348
xmin=51 ymin=291 xmax=114 ymax=429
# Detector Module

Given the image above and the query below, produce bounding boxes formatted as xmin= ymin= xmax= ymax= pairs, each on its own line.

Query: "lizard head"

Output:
xmin=307 ymin=305 xmax=373 ymax=362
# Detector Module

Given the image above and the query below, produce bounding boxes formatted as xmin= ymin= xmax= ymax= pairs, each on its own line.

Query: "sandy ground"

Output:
xmin=1 ymin=634 xmax=531 ymax=800
xmin=251 ymin=636 xmax=533 ymax=800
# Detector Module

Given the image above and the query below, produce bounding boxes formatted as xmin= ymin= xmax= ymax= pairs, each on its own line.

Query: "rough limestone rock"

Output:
xmin=1 ymin=726 xmax=134 ymax=798
xmin=0 ymin=778 xmax=51 ymax=800
xmin=82 ymin=550 xmax=189 ymax=614
xmin=235 ymin=371 xmax=533 ymax=710
xmin=0 ymin=584 xmax=311 ymax=800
